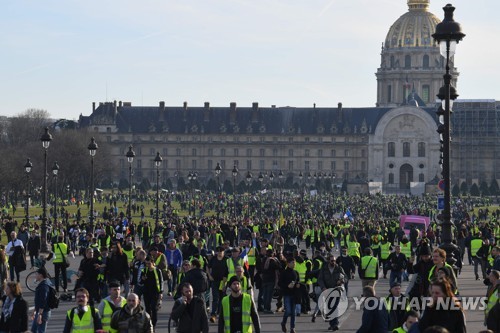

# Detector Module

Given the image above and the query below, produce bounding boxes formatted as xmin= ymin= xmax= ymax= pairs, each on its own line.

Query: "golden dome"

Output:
xmin=385 ymin=0 xmax=440 ymax=49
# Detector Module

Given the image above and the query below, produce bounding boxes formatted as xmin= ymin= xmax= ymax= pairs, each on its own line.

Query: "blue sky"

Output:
xmin=1 ymin=0 xmax=498 ymax=120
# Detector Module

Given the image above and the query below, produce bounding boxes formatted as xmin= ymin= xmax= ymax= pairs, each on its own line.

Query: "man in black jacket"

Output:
xmin=181 ymin=258 xmax=209 ymax=298
xmin=337 ymin=247 xmax=356 ymax=295
xmin=171 ymin=282 xmax=209 ymax=333
xmin=279 ymin=257 xmax=300 ymax=333
xmin=387 ymin=245 xmax=407 ymax=287
xmin=317 ymin=253 xmax=345 ymax=331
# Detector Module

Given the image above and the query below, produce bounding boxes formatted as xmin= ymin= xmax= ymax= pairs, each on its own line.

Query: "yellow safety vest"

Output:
xmin=222 ymin=293 xmax=253 ymax=333
xmin=400 ymin=242 xmax=412 ymax=258
xmin=380 ymin=243 xmax=391 ymax=260
xmin=123 ymin=248 xmax=135 ymax=263
xmin=385 ymin=296 xmax=410 ymax=313
xmin=485 ymin=288 xmax=499 ymax=319
xmin=360 ymin=256 xmax=378 ymax=279
xmin=142 ymin=268 xmax=162 ymax=292
xmin=294 ymin=261 xmax=307 ymax=283
xmin=371 ymin=235 xmax=382 ymax=249
xmin=247 ymin=247 xmax=256 ymax=266
xmin=101 ymin=298 xmax=127 ymax=333
xmin=428 ymin=263 xmax=454 ymax=282
xmin=189 ymin=255 xmax=206 ymax=269
xmin=471 ymin=239 xmax=483 ymax=257
xmin=193 ymin=238 xmax=206 ymax=249
xmin=347 ymin=241 xmax=360 ymax=258
xmin=392 ymin=327 xmax=406 ymax=333
xmin=67 ymin=307 xmax=96 ymax=333
xmin=53 ymin=242 xmax=68 ymax=264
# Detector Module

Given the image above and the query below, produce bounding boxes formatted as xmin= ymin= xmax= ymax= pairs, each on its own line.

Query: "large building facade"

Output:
xmin=78 ymin=0 xmax=500 ymax=193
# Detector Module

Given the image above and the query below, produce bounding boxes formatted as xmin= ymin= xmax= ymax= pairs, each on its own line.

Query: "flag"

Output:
xmin=278 ymin=209 xmax=285 ymax=230
xmin=343 ymin=209 xmax=354 ymax=221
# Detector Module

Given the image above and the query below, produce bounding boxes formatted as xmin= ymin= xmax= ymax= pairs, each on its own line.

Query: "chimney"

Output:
xmin=230 ymin=102 xmax=237 ymax=124
xmin=338 ymin=102 xmax=343 ymax=123
xmin=252 ymin=102 xmax=258 ymax=110
xmin=204 ymin=102 xmax=210 ymax=109
xmin=271 ymin=105 xmax=276 ymax=108
xmin=92 ymin=102 xmax=96 ymax=112
xmin=113 ymin=100 xmax=117 ymax=108
xmin=230 ymin=102 xmax=237 ymax=110
xmin=119 ymin=101 xmax=123 ymax=107
xmin=183 ymin=101 xmax=188 ymax=110
xmin=313 ymin=103 xmax=316 ymax=108
xmin=159 ymin=101 xmax=165 ymax=108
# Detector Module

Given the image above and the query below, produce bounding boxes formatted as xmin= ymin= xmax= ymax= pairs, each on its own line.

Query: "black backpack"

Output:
xmin=47 ymin=285 xmax=60 ymax=309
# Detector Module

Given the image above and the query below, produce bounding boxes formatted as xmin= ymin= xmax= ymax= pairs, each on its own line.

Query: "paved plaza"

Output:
xmin=18 ymin=247 xmax=491 ymax=333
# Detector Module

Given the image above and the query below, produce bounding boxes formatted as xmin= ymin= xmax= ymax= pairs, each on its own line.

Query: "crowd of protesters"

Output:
xmin=0 ymin=191 xmax=498 ymax=332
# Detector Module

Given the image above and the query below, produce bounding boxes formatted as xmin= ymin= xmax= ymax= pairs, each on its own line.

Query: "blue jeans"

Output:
xmin=282 ymin=295 xmax=296 ymax=329
xmin=261 ymin=282 xmax=274 ymax=311
xmin=31 ymin=310 xmax=51 ymax=333
xmin=390 ymin=270 xmax=402 ymax=287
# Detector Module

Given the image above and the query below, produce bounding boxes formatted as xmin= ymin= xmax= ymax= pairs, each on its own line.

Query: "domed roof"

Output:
xmin=385 ymin=0 xmax=440 ymax=49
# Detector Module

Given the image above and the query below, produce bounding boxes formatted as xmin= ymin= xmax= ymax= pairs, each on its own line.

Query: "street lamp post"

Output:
xmin=154 ymin=152 xmax=163 ymax=224
xmin=246 ymin=171 xmax=252 ymax=218
xmin=40 ymin=127 xmax=52 ymax=252
xmin=24 ymin=159 xmax=33 ymax=224
xmin=269 ymin=171 xmax=274 ymax=216
xmin=88 ymin=138 xmax=98 ymax=233
xmin=258 ymin=172 xmax=264 ymax=219
xmin=52 ymin=161 xmax=59 ymax=223
xmin=215 ymin=163 xmax=222 ymax=219
xmin=126 ymin=145 xmax=135 ymax=222
xmin=278 ymin=170 xmax=284 ymax=215
xmin=299 ymin=171 xmax=303 ymax=218
xmin=232 ymin=165 xmax=238 ymax=220
xmin=432 ymin=3 xmax=465 ymax=266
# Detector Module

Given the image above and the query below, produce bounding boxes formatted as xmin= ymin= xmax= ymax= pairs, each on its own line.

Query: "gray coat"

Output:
xmin=110 ymin=305 xmax=153 ymax=333
xmin=318 ymin=264 xmax=345 ymax=290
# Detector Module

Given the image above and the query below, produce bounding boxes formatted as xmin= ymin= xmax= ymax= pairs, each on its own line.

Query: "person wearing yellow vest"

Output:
xmin=226 ymin=248 xmax=245 ymax=282
xmin=141 ymin=255 xmax=163 ymax=328
xmin=235 ymin=265 xmax=253 ymax=298
xmin=52 ymin=235 xmax=70 ymax=293
xmin=485 ymin=270 xmax=499 ymax=328
xmin=110 ymin=293 xmax=153 ymax=333
xmin=359 ymin=248 xmax=379 ymax=288
xmin=470 ymin=234 xmax=484 ymax=280
xmin=171 ymin=282 xmax=209 ymax=333
xmin=295 ymin=249 xmax=312 ymax=315
xmin=62 ymin=288 xmax=103 ymax=333
xmin=97 ymin=280 xmax=127 ymax=333
xmin=385 ymin=282 xmax=410 ymax=331
xmin=219 ymin=275 xmax=261 ymax=333
xmin=380 ymin=239 xmax=392 ymax=279
xmin=428 ymin=248 xmax=457 ymax=290
xmin=476 ymin=238 xmax=493 ymax=281
xmin=391 ymin=310 xmax=419 ymax=333
xmin=347 ymin=237 xmax=361 ymax=266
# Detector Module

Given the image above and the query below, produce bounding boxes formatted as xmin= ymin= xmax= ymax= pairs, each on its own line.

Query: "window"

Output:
xmin=247 ymin=160 xmax=252 ymax=170
xmin=137 ymin=160 xmax=142 ymax=169
xmin=403 ymin=142 xmax=410 ymax=157
xmin=344 ymin=149 xmax=350 ymax=157
xmin=234 ymin=148 xmax=239 ymax=157
xmin=208 ymin=148 xmax=213 ymax=157
xmin=390 ymin=55 xmax=395 ymax=68
xmin=289 ymin=149 xmax=293 ymax=157
xmin=260 ymin=149 xmax=265 ymax=157
xmin=418 ymin=142 xmax=426 ymax=157
xmin=361 ymin=161 xmax=366 ymax=171
xmin=405 ymin=55 xmax=411 ymax=68
xmin=272 ymin=160 xmax=278 ymax=169
xmin=176 ymin=160 xmax=181 ymax=170
xmin=163 ymin=148 xmax=168 ymax=157
xmin=423 ymin=55 xmax=430 ymax=69
xmin=361 ymin=149 xmax=366 ymax=158
xmin=259 ymin=160 xmax=265 ymax=170
xmin=318 ymin=161 xmax=323 ymax=171
xmin=192 ymin=160 xmax=197 ymax=169
xmin=288 ymin=160 xmax=293 ymax=171
xmin=387 ymin=85 xmax=392 ymax=103
xmin=422 ymin=84 xmax=430 ymax=103
xmin=388 ymin=173 xmax=394 ymax=184
xmin=305 ymin=137 xmax=310 ymax=143
xmin=234 ymin=160 xmax=239 ymax=167
xmin=331 ymin=161 xmax=336 ymax=171
xmin=419 ymin=173 xmax=425 ymax=182
xmin=221 ymin=160 xmax=226 ymax=169
xmin=246 ymin=149 xmax=252 ymax=157
xmin=305 ymin=161 xmax=310 ymax=171
xmin=208 ymin=160 xmax=213 ymax=171
xmin=192 ymin=149 xmax=197 ymax=156
xmin=318 ymin=149 xmax=323 ymax=157
xmin=273 ymin=149 xmax=278 ymax=157
xmin=305 ymin=149 xmax=310 ymax=157
xmin=221 ymin=149 xmax=226 ymax=157
xmin=344 ymin=161 xmax=349 ymax=172
xmin=388 ymin=142 xmax=395 ymax=157
xmin=331 ymin=150 xmax=336 ymax=157
xmin=176 ymin=148 xmax=181 ymax=157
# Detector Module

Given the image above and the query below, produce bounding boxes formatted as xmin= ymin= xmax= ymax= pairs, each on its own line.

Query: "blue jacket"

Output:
xmin=165 ymin=248 xmax=183 ymax=268
xmin=34 ymin=279 xmax=51 ymax=312
xmin=356 ymin=299 xmax=389 ymax=333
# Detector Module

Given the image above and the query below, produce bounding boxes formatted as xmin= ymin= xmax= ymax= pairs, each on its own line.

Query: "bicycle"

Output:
xmin=25 ymin=257 xmax=79 ymax=292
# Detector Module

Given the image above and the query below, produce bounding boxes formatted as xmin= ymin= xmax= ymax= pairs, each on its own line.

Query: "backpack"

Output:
xmin=47 ymin=284 xmax=60 ymax=309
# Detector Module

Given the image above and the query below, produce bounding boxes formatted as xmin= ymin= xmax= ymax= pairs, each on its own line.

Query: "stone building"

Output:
xmin=78 ymin=0 xmax=500 ymax=194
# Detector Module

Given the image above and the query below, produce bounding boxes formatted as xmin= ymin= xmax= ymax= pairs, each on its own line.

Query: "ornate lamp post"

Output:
xmin=154 ymin=152 xmax=163 ymax=224
xmin=126 ymin=145 xmax=135 ymax=222
xmin=52 ymin=161 xmax=59 ymax=223
xmin=278 ymin=170 xmax=284 ymax=215
xmin=24 ymin=159 xmax=33 ymax=224
xmin=246 ymin=171 xmax=252 ymax=218
xmin=87 ymin=138 xmax=98 ymax=233
xmin=432 ymin=3 xmax=465 ymax=265
xmin=40 ymin=127 xmax=52 ymax=252
xmin=215 ymin=162 xmax=222 ymax=219
xmin=258 ymin=172 xmax=264 ymax=219
xmin=232 ymin=165 xmax=238 ymax=220
xmin=269 ymin=171 xmax=275 ymax=216
xmin=299 ymin=171 xmax=304 ymax=218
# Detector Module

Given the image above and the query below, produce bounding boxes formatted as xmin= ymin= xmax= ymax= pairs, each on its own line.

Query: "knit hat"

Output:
xmin=420 ymin=244 xmax=431 ymax=256
xmin=227 ymin=276 xmax=241 ymax=287
xmin=36 ymin=267 xmax=48 ymax=278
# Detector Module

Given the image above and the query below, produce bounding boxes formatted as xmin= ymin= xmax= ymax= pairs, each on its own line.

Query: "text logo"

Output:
xmin=318 ymin=287 xmax=349 ymax=321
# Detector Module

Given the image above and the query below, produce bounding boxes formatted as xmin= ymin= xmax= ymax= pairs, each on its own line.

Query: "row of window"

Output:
xmin=389 ymin=54 xmax=436 ymax=70
xmin=387 ymin=173 xmax=425 ymax=184
xmin=388 ymin=142 xmax=426 ymax=157
xmin=387 ymin=84 xmax=431 ymax=104
xmin=119 ymin=159 xmax=365 ymax=173
xmin=120 ymin=147 xmax=366 ymax=158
